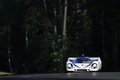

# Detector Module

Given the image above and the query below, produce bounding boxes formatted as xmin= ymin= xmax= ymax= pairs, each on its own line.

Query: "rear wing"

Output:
xmin=68 ymin=57 xmax=102 ymax=61
xmin=89 ymin=57 xmax=101 ymax=61
xmin=68 ymin=57 xmax=77 ymax=60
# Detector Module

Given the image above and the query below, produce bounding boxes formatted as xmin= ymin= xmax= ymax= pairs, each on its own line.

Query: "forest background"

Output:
xmin=0 ymin=0 xmax=120 ymax=74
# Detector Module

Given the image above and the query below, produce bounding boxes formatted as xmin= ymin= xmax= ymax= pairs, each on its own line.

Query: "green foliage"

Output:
xmin=0 ymin=0 xmax=120 ymax=73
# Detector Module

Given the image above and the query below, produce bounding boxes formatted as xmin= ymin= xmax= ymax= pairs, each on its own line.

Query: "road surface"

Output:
xmin=0 ymin=72 xmax=120 ymax=80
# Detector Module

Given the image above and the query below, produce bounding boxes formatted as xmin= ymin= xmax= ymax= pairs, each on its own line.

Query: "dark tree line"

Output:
xmin=0 ymin=0 xmax=120 ymax=74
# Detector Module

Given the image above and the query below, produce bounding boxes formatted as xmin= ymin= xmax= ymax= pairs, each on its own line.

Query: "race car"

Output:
xmin=66 ymin=56 xmax=102 ymax=72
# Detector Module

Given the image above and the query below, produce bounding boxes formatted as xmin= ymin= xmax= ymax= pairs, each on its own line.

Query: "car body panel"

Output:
xmin=66 ymin=57 xmax=102 ymax=72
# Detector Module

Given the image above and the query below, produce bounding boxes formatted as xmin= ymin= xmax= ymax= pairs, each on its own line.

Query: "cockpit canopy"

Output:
xmin=74 ymin=57 xmax=91 ymax=63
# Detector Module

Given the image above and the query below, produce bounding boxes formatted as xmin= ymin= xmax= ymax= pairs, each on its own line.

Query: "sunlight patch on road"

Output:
xmin=92 ymin=72 xmax=97 ymax=76
xmin=67 ymin=73 xmax=71 ymax=76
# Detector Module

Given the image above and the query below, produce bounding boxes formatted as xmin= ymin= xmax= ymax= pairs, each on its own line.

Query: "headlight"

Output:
xmin=93 ymin=64 xmax=97 ymax=67
xmin=67 ymin=63 xmax=73 ymax=69
xmin=91 ymin=63 xmax=97 ymax=69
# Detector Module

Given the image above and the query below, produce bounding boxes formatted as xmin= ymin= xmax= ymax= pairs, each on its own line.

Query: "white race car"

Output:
xmin=66 ymin=56 xmax=102 ymax=72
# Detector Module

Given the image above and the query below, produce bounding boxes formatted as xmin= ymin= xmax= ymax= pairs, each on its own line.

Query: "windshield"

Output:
xmin=75 ymin=58 xmax=91 ymax=63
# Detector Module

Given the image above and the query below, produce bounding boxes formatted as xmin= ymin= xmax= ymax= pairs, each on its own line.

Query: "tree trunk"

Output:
xmin=25 ymin=30 xmax=28 ymax=48
xmin=102 ymin=11 xmax=106 ymax=72
xmin=112 ymin=9 xmax=119 ymax=71
xmin=62 ymin=0 xmax=67 ymax=73
xmin=43 ymin=0 xmax=48 ymax=40
xmin=8 ymin=24 xmax=12 ymax=75
xmin=59 ymin=0 xmax=62 ymax=14
xmin=76 ymin=0 xmax=80 ymax=13
xmin=54 ymin=0 xmax=57 ymax=34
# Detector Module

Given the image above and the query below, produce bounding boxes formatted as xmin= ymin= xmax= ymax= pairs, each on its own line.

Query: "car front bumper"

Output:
xmin=67 ymin=67 xmax=99 ymax=72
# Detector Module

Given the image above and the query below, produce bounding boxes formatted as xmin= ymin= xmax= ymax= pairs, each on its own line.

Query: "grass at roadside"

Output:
xmin=0 ymin=71 xmax=11 ymax=75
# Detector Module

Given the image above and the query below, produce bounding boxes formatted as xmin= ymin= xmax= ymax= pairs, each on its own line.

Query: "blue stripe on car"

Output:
xmin=83 ymin=59 xmax=99 ymax=68
xmin=70 ymin=60 xmax=81 ymax=68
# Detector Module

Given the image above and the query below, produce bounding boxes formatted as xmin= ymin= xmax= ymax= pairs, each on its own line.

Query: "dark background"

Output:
xmin=0 ymin=0 xmax=120 ymax=74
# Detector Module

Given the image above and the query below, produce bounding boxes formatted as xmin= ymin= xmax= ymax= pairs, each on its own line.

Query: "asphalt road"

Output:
xmin=0 ymin=72 xmax=120 ymax=80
